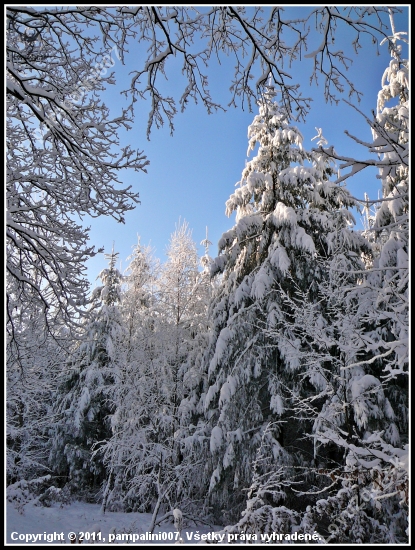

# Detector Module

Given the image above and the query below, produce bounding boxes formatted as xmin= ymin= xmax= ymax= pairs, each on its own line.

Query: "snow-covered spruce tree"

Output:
xmin=268 ymin=18 xmax=410 ymax=543
xmin=201 ymin=85 xmax=371 ymax=524
xmin=243 ymin=30 xmax=408 ymax=539
xmin=303 ymin=21 xmax=409 ymax=543
xmin=157 ymin=221 xmax=217 ymax=517
xmin=100 ymin=238 xmax=161 ymax=513
xmin=158 ymin=220 xmax=210 ymax=446
xmin=363 ymin=17 xmax=409 ymax=384
xmin=260 ymin=264 xmax=407 ymax=542
xmin=49 ymin=248 xmax=124 ymax=500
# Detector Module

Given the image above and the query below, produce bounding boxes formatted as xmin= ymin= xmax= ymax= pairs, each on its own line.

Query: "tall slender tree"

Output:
xmin=49 ymin=248 xmax=124 ymax=498
xmin=100 ymin=238 xmax=161 ymax=513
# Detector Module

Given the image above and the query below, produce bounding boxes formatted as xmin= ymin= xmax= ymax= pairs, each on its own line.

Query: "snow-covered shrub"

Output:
xmin=36 ymin=484 xmax=73 ymax=508
xmin=7 ymin=475 xmax=52 ymax=513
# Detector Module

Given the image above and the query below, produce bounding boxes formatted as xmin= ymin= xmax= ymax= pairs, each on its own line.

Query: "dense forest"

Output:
xmin=6 ymin=6 xmax=408 ymax=544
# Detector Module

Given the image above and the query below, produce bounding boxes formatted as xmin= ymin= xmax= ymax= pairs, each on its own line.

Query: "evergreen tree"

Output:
xmin=307 ymin=18 xmax=409 ymax=542
xmin=200 ymin=85 xmax=370 ymax=523
xmin=157 ymin=220 xmax=207 ymax=445
xmin=272 ymin=16 xmax=409 ymax=542
xmin=363 ymin=15 xmax=409 ymax=382
xmin=176 ymin=227 xmax=217 ymax=516
xmin=49 ymin=248 xmax=124 ymax=499
xmin=100 ymin=238 xmax=161 ymax=513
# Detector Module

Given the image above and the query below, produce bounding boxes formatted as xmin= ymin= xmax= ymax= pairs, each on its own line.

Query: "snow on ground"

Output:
xmin=6 ymin=500 xmax=223 ymax=545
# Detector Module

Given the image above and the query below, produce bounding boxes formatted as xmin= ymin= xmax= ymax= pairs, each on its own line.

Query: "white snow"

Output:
xmin=251 ymin=266 xmax=273 ymax=300
xmin=210 ymin=426 xmax=223 ymax=453
xmin=74 ymin=387 xmax=90 ymax=429
xmin=351 ymin=374 xmax=381 ymax=400
xmin=222 ymin=443 xmax=235 ymax=469
xmin=270 ymin=394 xmax=284 ymax=415
xmin=269 ymin=246 xmax=291 ymax=275
xmin=6 ymin=500 xmax=222 ymax=545
xmin=272 ymin=202 xmax=297 ymax=228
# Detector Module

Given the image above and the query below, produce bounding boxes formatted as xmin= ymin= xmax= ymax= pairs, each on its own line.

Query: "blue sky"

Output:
xmin=84 ymin=6 xmax=409 ymax=287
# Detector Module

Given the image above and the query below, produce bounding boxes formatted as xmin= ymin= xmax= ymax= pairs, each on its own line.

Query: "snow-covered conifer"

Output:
xmin=49 ymin=248 xmax=124 ymax=498
xmin=293 ymin=17 xmax=409 ymax=542
xmin=100 ymin=239 xmax=161 ymax=512
xmin=202 ymin=83 xmax=370 ymax=521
